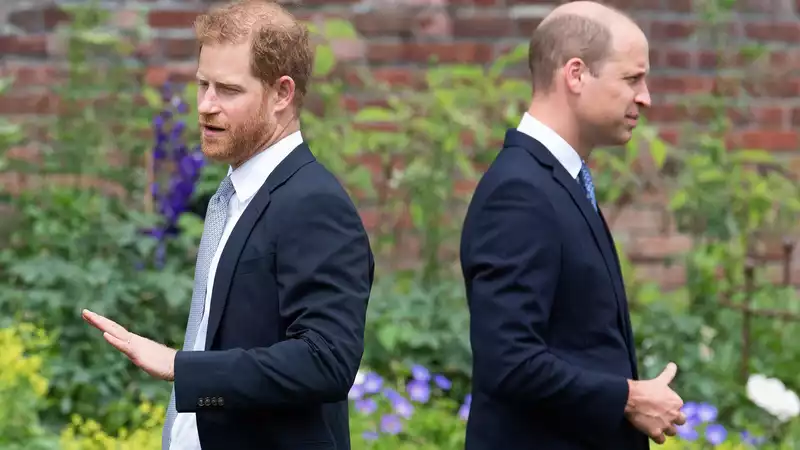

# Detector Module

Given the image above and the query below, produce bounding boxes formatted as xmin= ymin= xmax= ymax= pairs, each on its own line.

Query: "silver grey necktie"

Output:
xmin=162 ymin=175 xmax=236 ymax=450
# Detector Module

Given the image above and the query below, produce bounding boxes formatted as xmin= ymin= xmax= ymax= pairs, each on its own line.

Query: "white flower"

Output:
xmin=353 ymin=369 xmax=365 ymax=386
xmin=746 ymin=374 xmax=800 ymax=422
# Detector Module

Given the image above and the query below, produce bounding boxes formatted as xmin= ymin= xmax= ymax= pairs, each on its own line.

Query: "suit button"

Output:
xmin=197 ymin=398 xmax=203 ymax=407
xmin=218 ymin=397 xmax=225 ymax=406
xmin=211 ymin=397 xmax=218 ymax=406
xmin=204 ymin=397 xmax=211 ymax=406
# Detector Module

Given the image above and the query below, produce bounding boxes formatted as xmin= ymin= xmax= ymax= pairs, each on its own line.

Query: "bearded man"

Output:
xmin=82 ymin=1 xmax=374 ymax=449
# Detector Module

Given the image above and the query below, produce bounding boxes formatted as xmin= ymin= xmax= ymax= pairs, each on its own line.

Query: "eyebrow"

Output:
xmin=195 ymin=77 xmax=243 ymax=89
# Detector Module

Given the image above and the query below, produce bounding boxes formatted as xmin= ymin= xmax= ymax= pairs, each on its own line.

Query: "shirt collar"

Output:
xmin=228 ymin=130 xmax=303 ymax=203
xmin=517 ymin=112 xmax=582 ymax=179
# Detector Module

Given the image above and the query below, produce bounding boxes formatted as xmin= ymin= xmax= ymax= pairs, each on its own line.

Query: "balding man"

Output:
xmin=460 ymin=2 xmax=685 ymax=449
xmin=82 ymin=1 xmax=374 ymax=449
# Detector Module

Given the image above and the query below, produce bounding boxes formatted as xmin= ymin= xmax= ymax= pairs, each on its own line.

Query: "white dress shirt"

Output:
xmin=517 ymin=112 xmax=582 ymax=180
xmin=169 ymin=130 xmax=304 ymax=450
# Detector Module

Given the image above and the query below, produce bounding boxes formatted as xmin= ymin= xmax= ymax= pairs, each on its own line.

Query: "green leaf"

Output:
xmin=323 ymin=19 xmax=358 ymax=39
xmin=353 ymin=106 xmax=395 ymax=123
xmin=141 ymin=86 xmax=162 ymax=108
xmin=313 ymin=44 xmax=336 ymax=77
xmin=649 ymin=138 xmax=667 ymax=169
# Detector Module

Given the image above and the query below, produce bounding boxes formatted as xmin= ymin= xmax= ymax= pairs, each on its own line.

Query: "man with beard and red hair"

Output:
xmin=81 ymin=1 xmax=375 ymax=449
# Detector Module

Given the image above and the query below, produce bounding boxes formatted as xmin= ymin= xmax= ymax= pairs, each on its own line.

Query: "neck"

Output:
xmin=527 ymin=97 xmax=592 ymax=162
xmin=231 ymin=116 xmax=300 ymax=169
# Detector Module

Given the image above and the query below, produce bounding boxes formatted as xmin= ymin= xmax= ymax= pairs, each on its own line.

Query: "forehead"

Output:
xmin=196 ymin=41 xmax=257 ymax=85
xmin=604 ymin=27 xmax=650 ymax=73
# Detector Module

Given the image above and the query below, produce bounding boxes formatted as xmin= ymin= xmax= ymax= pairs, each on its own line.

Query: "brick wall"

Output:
xmin=2 ymin=0 xmax=799 ymax=287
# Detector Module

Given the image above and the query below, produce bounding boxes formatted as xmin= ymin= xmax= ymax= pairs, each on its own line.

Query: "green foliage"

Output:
xmin=0 ymin=4 xmax=191 ymax=433
xmin=363 ymin=277 xmax=471 ymax=393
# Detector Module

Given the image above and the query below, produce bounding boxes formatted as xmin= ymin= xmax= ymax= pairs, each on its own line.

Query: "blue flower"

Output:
xmin=380 ymin=414 xmax=403 ymax=435
xmin=681 ymin=402 xmax=698 ymax=422
xmin=348 ymin=383 xmax=363 ymax=400
xmin=407 ymin=379 xmax=430 ymax=403
xmin=741 ymin=431 xmax=766 ymax=446
xmin=362 ymin=372 xmax=383 ymax=394
xmin=361 ymin=431 xmax=380 ymax=441
xmin=696 ymin=403 xmax=718 ymax=423
xmin=355 ymin=397 xmax=377 ymax=414
xmin=411 ymin=364 xmax=430 ymax=382
xmin=704 ymin=424 xmax=726 ymax=445
xmin=458 ymin=402 xmax=470 ymax=421
xmin=388 ymin=393 xmax=414 ymax=418
xmin=676 ymin=423 xmax=698 ymax=441
xmin=362 ymin=430 xmax=379 ymax=441
xmin=434 ymin=374 xmax=451 ymax=390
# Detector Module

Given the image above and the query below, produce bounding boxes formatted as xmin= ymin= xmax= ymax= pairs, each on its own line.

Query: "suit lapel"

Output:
xmin=204 ymin=143 xmax=316 ymax=350
xmin=504 ymin=130 xmax=632 ymax=354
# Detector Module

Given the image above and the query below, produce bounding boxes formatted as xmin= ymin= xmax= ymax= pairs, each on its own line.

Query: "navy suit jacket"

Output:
xmin=460 ymin=130 xmax=648 ymax=450
xmin=172 ymin=143 xmax=374 ymax=450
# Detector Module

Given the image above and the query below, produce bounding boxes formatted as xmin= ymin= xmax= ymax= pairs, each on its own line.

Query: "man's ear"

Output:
xmin=563 ymin=58 xmax=587 ymax=94
xmin=271 ymin=75 xmax=296 ymax=112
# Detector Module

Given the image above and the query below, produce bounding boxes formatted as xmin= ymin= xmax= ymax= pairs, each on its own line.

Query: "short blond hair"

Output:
xmin=194 ymin=0 xmax=314 ymax=109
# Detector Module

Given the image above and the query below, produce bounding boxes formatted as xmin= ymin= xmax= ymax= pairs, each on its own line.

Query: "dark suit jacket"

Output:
xmin=172 ymin=143 xmax=374 ymax=450
xmin=459 ymin=130 xmax=648 ymax=450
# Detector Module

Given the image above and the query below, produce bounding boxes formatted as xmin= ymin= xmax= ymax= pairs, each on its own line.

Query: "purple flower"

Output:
xmin=410 ymin=364 xmax=430 ymax=382
xmin=389 ymin=394 xmax=414 ymax=418
xmin=741 ymin=431 xmax=765 ymax=446
xmin=434 ymin=374 xmax=451 ymax=390
xmin=681 ymin=402 xmax=698 ymax=422
xmin=464 ymin=393 xmax=472 ymax=405
xmin=458 ymin=402 xmax=470 ymax=421
xmin=704 ymin=424 xmax=726 ymax=445
xmin=355 ymin=397 xmax=377 ymax=414
xmin=362 ymin=430 xmax=379 ymax=440
xmin=380 ymin=414 xmax=403 ymax=435
xmin=348 ymin=383 xmax=363 ymax=400
xmin=676 ymin=423 xmax=698 ymax=441
xmin=407 ymin=379 xmax=430 ymax=403
xmin=362 ymin=372 xmax=383 ymax=394
xmin=696 ymin=403 xmax=717 ymax=423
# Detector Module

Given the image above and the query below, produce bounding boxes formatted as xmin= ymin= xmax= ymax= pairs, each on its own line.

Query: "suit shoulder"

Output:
xmin=475 ymin=146 xmax=551 ymax=195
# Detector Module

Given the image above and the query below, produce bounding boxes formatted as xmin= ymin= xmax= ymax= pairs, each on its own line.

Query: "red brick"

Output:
xmin=632 ymin=262 xmax=687 ymax=289
xmin=661 ymin=49 xmax=693 ymax=69
xmin=8 ymin=6 xmax=70 ymax=33
xmin=0 ymin=35 xmax=48 ymax=56
xmin=453 ymin=17 xmax=516 ymax=38
xmin=729 ymin=130 xmax=799 ymax=152
xmin=367 ymin=42 xmax=493 ymax=64
xmin=745 ymin=22 xmax=800 ymax=42
xmin=649 ymin=75 xmax=713 ymax=93
xmin=629 ymin=234 xmax=692 ymax=260
xmin=0 ymin=64 xmax=62 ymax=87
xmin=649 ymin=20 xmax=696 ymax=40
xmin=155 ymin=38 xmax=198 ymax=59
xmin=0 ymin=93 xmax=58 ymax=115
xmin=352 ymin=13 xmax=413 ymax=37
xmin=147 ymin=10 xmax=200 ymax=29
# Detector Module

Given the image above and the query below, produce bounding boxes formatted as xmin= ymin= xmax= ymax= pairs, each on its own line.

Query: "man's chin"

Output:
xmin=200 ymin=144 xmax=235 ymax=164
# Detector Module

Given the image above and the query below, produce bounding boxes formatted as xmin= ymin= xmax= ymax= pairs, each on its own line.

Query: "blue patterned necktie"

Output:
xmin=578 ymin=161 xmax=598 ymax=212
xmin=162 ymin=175 xmax=236 ymax=450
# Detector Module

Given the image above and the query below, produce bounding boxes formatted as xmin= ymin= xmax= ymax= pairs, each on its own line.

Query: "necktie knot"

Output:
xmin=212 ymin=176 xmax=235 ymax=205
xmin=578 ymin=162 xmax=598 ymax=212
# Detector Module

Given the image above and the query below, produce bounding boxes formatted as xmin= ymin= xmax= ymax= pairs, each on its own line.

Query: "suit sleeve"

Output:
xmin=173 ymin=191 xmax=373 ymax=410
xmin=464 ymin=177 xmax=629 ymax=433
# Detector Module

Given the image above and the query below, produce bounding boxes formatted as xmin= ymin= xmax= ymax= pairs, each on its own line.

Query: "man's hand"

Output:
xmin=82 ymin=309 xmax=177 ymax=381
xmin=624 ymin=362 xmax=686 ymax=445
